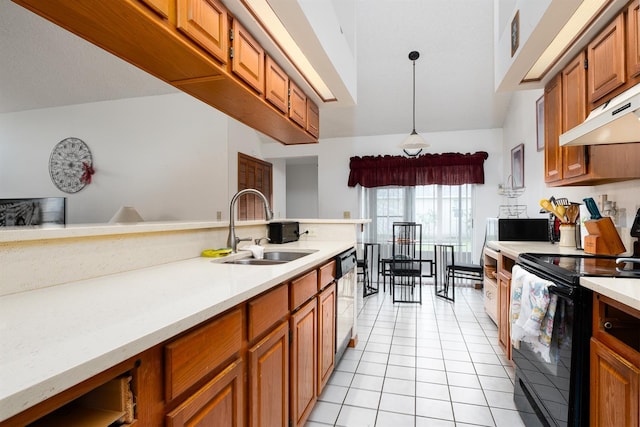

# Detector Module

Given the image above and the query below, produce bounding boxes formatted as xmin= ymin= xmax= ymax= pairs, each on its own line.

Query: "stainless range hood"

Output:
xmin=560 ymin=84 xmax=640 ymax=146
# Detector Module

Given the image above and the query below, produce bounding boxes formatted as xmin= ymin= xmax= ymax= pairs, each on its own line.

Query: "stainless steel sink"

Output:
xmin=225 ymin=258 xmax=287 ymax=265
xmin=223 ymin=250 xmax=317 ymax=265
xmin=263 ymin=250 xmax=317 ymax=261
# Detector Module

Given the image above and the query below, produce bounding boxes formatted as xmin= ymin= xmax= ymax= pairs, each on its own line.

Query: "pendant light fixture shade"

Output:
xmin=399 ymin=50 xmax=429 ymax=157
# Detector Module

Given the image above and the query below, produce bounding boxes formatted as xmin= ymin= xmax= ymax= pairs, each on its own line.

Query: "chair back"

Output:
xmin=392 ymin=222 xmax=422 ymax=272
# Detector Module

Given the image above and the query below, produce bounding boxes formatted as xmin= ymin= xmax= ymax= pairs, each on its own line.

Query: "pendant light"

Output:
xmin=399 ymin=51 xmax=429 ymax=157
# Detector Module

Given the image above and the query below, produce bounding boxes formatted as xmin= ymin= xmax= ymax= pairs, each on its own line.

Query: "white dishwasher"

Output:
xmin=334 ymin=247 xmax=357 ymax=361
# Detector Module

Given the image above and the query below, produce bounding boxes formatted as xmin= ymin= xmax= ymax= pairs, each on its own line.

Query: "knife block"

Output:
xmin=583 ymin=217 xmax=626 ymax=255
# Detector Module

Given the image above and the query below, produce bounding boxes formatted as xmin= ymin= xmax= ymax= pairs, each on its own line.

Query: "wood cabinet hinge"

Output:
xmin=584 ymin=58 xmax=588 ymax=70
xmin=229 ymin=47 xmax=234 ymax=59
xmin=229 ymin=29 xmax=234 ymax=41
xmin=289 ymin=329 xmax=293 ymax=344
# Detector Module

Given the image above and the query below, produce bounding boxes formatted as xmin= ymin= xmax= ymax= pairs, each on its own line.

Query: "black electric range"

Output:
xmin=512 ymin=253 xmax=640 ymax=427
xmin=519 ymin=253 xmax=640 ymax=281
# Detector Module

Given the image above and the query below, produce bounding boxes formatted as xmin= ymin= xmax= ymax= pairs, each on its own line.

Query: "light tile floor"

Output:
xmin=306 ymin=285 xmax=526 ymax=427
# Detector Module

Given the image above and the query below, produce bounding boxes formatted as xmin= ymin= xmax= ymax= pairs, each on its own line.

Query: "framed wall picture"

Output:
xmin=511 ymin=143 xmax=525 ymax=189
xmin=536 ymin=95 xmax=544 ymax=152
xmin=511 ymin=11 xmax=519 ymax=57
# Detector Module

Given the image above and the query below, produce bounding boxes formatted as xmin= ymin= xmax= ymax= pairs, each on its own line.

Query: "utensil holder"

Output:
xmin=583 ymin=217 xmax=626 ymax=255
xmin=559 ymin=224 xmax=576 ymax=247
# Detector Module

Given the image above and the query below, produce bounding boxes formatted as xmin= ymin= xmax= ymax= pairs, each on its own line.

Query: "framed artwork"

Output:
xmin=511 ymin=11 xmax=519 ymax=57
xmin=511 ymin=143 xmax=525 ymax=189
xmin=536 ymin=95 xmax=544 ymax=152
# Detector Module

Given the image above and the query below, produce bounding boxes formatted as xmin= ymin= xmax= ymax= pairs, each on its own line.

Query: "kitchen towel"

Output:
xmin=510 ymin=266 xmax=559 ymax=363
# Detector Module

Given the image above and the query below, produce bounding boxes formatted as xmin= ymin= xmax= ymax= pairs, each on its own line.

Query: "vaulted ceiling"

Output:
xmin=0 ymin=0 xmax=512 ymax=141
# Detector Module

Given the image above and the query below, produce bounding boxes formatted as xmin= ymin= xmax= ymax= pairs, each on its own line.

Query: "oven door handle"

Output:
xmin=548 ymin=283 xmax=573 ymax=299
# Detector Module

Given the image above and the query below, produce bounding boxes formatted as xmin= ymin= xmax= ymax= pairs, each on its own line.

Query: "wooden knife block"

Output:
xmin=583 ymin=217 xmax=626 ymax=255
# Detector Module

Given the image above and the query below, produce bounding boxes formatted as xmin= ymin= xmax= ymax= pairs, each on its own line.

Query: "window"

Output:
xmin=361 ymin=184 xmax=475 ymax=263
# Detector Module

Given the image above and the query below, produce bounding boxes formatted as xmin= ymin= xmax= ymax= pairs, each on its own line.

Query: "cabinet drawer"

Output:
xmin=318 ymin=260 xmax=336 ymax=291
xmin=248 ymin=284 xmax=289 ymax=341
xmin=165 ymin=308 xmax=242 ymax=401
xmin=290 ymin=270 xmax=317 ymax=311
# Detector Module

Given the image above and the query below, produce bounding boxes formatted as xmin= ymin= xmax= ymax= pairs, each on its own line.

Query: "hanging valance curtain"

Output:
xmin=348 ymin=152 xmax=489 ymax=188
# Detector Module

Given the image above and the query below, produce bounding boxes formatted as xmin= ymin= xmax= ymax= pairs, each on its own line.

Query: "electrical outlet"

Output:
xmin=216 ymin=211 xmax=222 ymax=220
xmin=343 ymin=211 xmax=351 ymax=219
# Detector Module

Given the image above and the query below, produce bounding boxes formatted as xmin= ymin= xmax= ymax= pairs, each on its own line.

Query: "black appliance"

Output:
xmin=268 ymin=221 xmax=300 ymax=244
xmin=486 ymin=218 xmax=551 ymax=242
xmin=513 ymin=253 xmax=640 ymax=426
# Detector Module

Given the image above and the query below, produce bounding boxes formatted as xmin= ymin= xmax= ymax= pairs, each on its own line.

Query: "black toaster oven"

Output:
xmin=268 ymin=221 xmax=300 ymax=244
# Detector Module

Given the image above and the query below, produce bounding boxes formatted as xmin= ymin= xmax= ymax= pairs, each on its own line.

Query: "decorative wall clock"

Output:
xmin=49 ymin=137 xmax=94 ymax=193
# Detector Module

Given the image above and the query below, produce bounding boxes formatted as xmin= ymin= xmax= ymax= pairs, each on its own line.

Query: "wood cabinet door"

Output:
xmin=497 ymin=271 xmax=511 ymax=360
xmin=289 ymin=80 xmax=307 ymax=128
xmin=249 ymin=322 xmax=289 ymax=427
xmin=266 ymin=56 xmax=289 ymax=113
xmin=306 ymin=99 xmax=320 ymax=138
xmin=290 ymin=299 xmax=317 ymax=427
xmin=561 ymin=52 xmax=588 ymax=180
xmin=544 ymin=74 xmax=563 ymax=183
xmin=317 ymin=283 xmax=336 ymax=396
xmin=628 ymin=0 xmax=640 ymax=79
xmin=587 ymin=14 xmax=626 ymax=105
xmin=166 ymin=359 xmax=244 ymax=427
xmin=590 ymin=338 xmax=640 ymax=427
xmin=232 ymin=19 xmax=265 ymax=95
xmin=176 ymin=0 xmax=228 ymax=65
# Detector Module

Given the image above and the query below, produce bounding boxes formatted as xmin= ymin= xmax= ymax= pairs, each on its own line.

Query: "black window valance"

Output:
xmin=348 ymin=152 xmax=489 ymax=188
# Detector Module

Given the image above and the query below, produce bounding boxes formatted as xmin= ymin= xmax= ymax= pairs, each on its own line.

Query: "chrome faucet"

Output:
xmin=227 ymin=189 xmax=274 ymax=252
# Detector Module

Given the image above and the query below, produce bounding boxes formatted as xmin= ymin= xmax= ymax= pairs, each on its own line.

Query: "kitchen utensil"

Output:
xmin=566 ymin=205 xmax=580 ymax=224
xmin=583 ymin=197 xmax=603 ymax=219
xmin=540 ymin=199 xmax=566 ymax=222
xmin=555 ymin=204 xmax=566 ymax=221
xmin=555 ymin=197 xmax=569 ymax=206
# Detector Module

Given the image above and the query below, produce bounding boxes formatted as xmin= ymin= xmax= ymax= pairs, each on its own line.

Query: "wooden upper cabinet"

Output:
xmin=265 ymin=56 xmax=290 ymax=113
xmin=139 ymin=0 xmax=171 ymax=18
xmin=289 ymin=81 xmax=307 ymax=128
xmin=628 ymin=0 xmax=640 ymax=79
xmin=306 ymin=99 xmax=320 ymax=138
xmin=177 ymin=0 xmax=228 ymax=65
xmin=561 ymin=52 xmax=588 ymax=180
xmin=544 ymin=74 xmax=563 ymax=183
xmin=588 ymin=13 xmax=626 ymax=105
xmin=231 ymin=19 xmax=265 ymax=95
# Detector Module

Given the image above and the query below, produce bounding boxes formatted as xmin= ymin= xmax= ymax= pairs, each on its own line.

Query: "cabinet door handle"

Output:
xmin=603 ymin=321 xmax=613 ymax=330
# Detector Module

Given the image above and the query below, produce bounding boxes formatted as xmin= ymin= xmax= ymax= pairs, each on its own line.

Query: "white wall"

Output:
xmin=0 ymin=93 xmax=248 ymax=223
xmin=286 ymin=162 xmax=319 ymax=218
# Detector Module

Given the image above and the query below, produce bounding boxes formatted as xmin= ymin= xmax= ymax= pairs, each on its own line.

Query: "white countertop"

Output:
xmin=580 ymin=277 xmax=640 ymax=311
xmin=0 ymin=240 xmax=354 ymax=421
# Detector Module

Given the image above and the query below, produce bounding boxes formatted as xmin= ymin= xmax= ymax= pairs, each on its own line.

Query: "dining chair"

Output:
xmin=434 ymin=244 xmax=483 ymax=302
xmin=389 ymin=222 xmax=423 ymax=303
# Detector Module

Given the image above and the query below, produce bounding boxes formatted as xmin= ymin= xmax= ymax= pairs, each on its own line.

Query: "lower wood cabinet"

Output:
xmin=248 ymin=321 xmax=289 ymax=427
xmin=590 ymin=338 xmax=639 ymax=427
xmin=317 ymin=282 xmax=336 ymax=395
xmin=7 ymin=258 xmax=345 ymax=427
xmin=166 ymin=358 xmax=244 ymax=427
xmin=290 ymin=298 xmax=318 ymax=427
xmin=497 ymin=270 xmax=512 ymax=360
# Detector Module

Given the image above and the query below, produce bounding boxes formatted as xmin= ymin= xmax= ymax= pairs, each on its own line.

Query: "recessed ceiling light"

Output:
xmin=243 ymin=0 xmax=335 ymax=101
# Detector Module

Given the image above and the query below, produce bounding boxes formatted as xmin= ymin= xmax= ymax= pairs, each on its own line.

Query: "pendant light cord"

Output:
xmin=412 ymin=57 xmax=416 ymax=133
